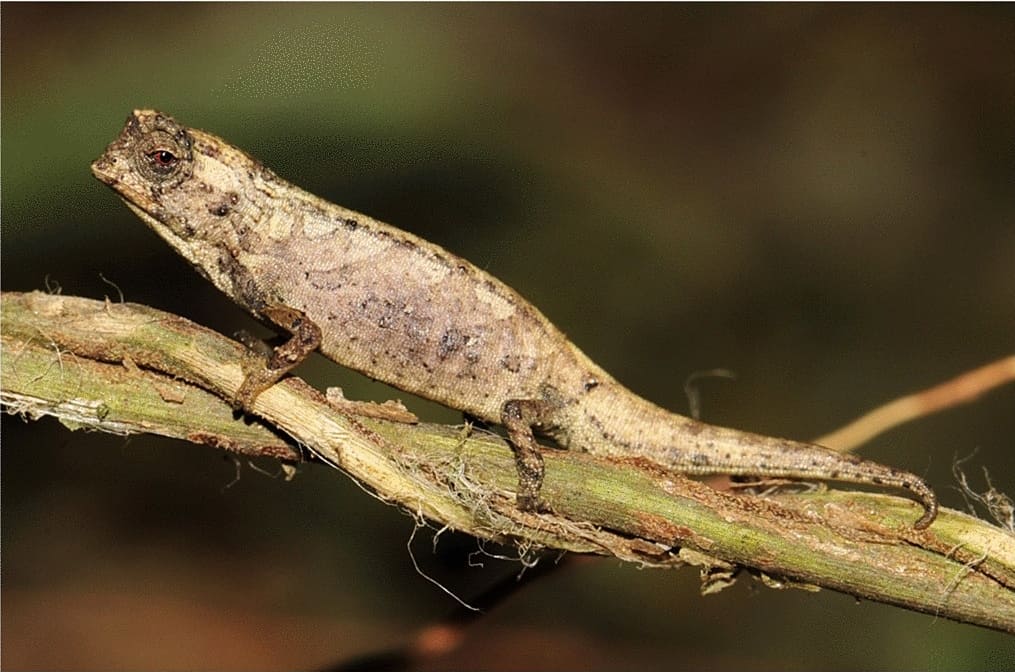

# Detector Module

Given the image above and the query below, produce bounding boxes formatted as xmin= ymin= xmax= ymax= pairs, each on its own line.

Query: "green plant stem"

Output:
xmin=3 ymin=290 xmax=1014 ymax=632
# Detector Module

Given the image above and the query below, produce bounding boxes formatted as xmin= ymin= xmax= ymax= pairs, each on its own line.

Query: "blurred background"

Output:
xmin=3 ymin=4 xmax=1013 ymax=670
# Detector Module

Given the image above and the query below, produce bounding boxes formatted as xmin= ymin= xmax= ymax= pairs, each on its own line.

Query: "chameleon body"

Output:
xmin=92 ymin=110 xmax=937 ymax=528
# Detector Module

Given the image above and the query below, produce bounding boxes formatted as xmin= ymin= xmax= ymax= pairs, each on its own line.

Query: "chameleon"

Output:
xmin=91 ymin=109 xmax=938 ymax=529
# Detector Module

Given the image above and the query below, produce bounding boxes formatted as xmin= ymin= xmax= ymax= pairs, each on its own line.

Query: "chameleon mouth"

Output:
xmin=91 ymin=139 xmax=142 ymax=200
xmin=91 ymin=155 xmax=156 ymax=220
xmin=91 ymin=152 xmax=172 ymax=238
xmin=90 ymin=118 xmax=136 ymax=188
xmin=90 ymin=154 xmax=120 ymax=187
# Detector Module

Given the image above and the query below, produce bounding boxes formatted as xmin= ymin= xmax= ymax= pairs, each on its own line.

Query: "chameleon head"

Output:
xmin=91 ymin=110 xmax=198 ymax=237
xmin=91 ymin=110 xmax=262 ymax=270
xmin=92 ymin=106 xmax=265 ymax=251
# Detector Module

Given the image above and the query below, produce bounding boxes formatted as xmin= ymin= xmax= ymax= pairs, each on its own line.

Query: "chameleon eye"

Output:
xmin=146 ymin=149 xmax=179 ymax=172
xmin=129 ymin=123 xmax=191 ymax=185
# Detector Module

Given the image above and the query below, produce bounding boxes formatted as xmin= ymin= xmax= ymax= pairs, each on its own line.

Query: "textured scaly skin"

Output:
xmin=91 ymin=110 xmax=937 ymax=528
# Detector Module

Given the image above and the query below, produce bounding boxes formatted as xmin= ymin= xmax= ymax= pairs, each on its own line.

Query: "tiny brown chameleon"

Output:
xmin=92 ymin=110 xmax=937 ymax=529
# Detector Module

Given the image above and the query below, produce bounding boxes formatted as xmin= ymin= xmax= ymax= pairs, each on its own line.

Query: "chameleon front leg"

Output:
xmin=235 ymin=304 xmax=322 ymax=409
xmin=233 ymin=305 xmax=419 ymax=425
xmin=501 ymin=398 xmax=562 ymax=511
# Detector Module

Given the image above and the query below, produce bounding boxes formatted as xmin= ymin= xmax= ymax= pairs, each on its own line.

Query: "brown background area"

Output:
xmin=3 ymin=4 xmax=1014 ymax=670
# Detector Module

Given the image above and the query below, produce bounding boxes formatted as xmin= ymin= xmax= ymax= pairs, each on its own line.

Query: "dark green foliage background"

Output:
xmin=3 ymin=4 xmax=1013 ymax=670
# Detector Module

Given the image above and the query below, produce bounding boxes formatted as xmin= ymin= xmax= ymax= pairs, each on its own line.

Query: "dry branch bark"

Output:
xmin=3 ymin=290 xmax=1014 ymax=632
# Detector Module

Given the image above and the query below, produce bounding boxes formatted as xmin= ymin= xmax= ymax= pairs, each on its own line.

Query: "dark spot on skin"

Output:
xmin=198 ymin=143 xmax=221 ymax=159
xmin=586 ymin=413 xmax=621 ymax=444
xmin=229 ymin=192 xmax=239 ymax=205
xmin=583 ymin=377 xmax=599 ymax=392
xmin=438 ymin=328 xmax=466 ymax=360
xmin=343 ymin=218 xmax=358 ymax=230
xmin=233 ymin=219 xmax=263 ymax=252
xmin=480 ymin=278 xmax=502 ymax=297
xmin=691 ymin=453 xmax=709 ymax=466
xmin=209 ymin=202 xmax=231 ymax=217
xmin=500 ymin=354 xmax=522 ymax=373
xmin=358 ymin=295 xmax=406 ymax=330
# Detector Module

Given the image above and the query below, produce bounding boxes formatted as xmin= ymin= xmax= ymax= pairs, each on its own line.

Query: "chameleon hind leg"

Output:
xmin=502 ymin=397 xmax=564 ymax=511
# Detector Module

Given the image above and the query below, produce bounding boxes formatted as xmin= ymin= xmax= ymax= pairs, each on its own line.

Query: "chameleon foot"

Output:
xmin=233 ymin=304 xmax=322 ymax=410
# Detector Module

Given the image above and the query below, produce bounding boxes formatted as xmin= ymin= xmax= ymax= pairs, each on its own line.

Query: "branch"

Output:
xmin=3 ymin=290 xmax=1014 ymax=633
xmin=816 ymin=355 xmax=1015 ymax=452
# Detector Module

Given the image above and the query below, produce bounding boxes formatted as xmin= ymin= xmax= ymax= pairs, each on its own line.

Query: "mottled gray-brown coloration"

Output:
xmin=91 ymin=110 xmax=938 ymax=529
